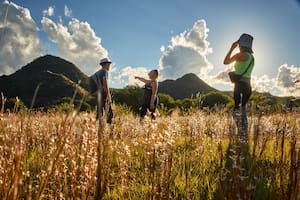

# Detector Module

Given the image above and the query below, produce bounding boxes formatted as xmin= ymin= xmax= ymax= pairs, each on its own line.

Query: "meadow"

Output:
xmin=0 ymin=105 xmax=299 ymax=200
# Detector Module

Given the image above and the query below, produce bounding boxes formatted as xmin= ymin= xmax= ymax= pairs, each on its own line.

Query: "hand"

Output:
xmin=150 ymin=103 xmax=155 ymax=110
xmin=231 ymin=41 xmax=239 ymax=50
xmin=107 ymin=96 xmax=112 ymax=105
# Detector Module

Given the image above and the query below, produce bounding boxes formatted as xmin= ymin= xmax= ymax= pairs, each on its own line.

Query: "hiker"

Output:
xmin=91 ymin=58 xmax=113 ymax=124
xmin=224 ymin=33 xmax=255 ymax=128
xmin=135 ymin=70 xmax=159 ymax=121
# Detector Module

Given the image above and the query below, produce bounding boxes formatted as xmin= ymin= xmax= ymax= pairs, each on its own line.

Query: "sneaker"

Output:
xmin=232 ymin=108 xmax=240 ymax=119
xmin=150 ymin=113 xmax=156 ymax=120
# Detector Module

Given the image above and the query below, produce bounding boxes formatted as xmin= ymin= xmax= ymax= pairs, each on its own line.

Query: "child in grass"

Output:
xmin=135 ymin=70 xmax=159 ymax=120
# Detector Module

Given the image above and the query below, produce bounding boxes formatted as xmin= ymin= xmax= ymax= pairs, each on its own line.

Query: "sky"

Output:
xmin=1 ymin=0 xmax=300 ymax=97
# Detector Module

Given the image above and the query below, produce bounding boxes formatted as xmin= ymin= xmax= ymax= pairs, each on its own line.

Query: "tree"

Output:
xmin=200 ymin=91 xmax=232 ymax=108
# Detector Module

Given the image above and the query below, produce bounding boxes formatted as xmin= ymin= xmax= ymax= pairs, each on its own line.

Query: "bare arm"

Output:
xmin=224 ymin=42 xmax=248 ymax=64
xmin=150 ymin=81 xmax=158 ymax=110
xmin=135 ymin=76 xmax=149 ymax=83
xmin=102 ymin=77 xmax=111 ymax=103
xmin=295 ymin=80 xmax=300 ymax=83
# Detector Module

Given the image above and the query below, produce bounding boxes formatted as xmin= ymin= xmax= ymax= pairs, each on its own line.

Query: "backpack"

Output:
xmin=89 ymin=72 xmax=102 ymax=95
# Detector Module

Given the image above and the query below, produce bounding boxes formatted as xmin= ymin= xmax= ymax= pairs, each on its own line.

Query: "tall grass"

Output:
xmin=0 ymin=105 xmax=299 ymax=199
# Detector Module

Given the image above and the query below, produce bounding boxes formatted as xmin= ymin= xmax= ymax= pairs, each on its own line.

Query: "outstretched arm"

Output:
xmin=135 ymin=76 xmax=149 ymax=83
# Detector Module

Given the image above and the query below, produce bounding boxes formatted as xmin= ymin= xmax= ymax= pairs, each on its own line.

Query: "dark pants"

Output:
xmin=96 ymin=92 xmax=113 ymax=124
xmin=234 ymin=81 xmax=251 ymax=108
xmin=140 ymin=97 xmax=158 ymax=119
xmin=233 ymin=81 xmax=251 ymax=126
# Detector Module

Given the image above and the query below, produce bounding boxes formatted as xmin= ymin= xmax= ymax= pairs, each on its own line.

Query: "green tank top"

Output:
xmin=234 ymin=52 xmax=254 ymax=79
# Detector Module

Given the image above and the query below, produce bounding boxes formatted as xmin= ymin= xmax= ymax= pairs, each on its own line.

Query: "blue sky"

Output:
xmin=1 ymin=0 xmax=300 ymax=96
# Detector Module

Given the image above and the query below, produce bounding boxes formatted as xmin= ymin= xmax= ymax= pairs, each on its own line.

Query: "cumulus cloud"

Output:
xmin=64 ymin=5 xmax=72 ymax=17
xmin=41 ymin=17 xmax=108 ymax=75
xmin=0 ymin=1 xmax=42 ymax=75
xmin=43 ymin=6 xmax=54 ymax=17
xmin=159 ymin=19 xmax=213 ymax=80
xmin=275 ymin=64 xmax=300 ymax=96
xmin=250 ymin=65 xmax=300 ymax=97
xmin=212 ymin=67 xmax=232 ymax=84
xmin=114 ymin=66 xmax=149 ymax=86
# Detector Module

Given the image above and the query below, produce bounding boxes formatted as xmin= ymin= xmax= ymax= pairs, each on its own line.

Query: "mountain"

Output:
xmin=159 ymin=73 xmax=217 ymax=99
xmin=0 ymin=55 xmax=90 ymax=107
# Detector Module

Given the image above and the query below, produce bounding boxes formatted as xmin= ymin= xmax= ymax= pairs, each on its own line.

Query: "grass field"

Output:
xmin=0 ymin=107 xmax=299 ymax=199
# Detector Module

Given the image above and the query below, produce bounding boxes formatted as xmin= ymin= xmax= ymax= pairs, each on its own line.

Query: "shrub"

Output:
xmin=200 ymin=91 xmax=233 ymax=108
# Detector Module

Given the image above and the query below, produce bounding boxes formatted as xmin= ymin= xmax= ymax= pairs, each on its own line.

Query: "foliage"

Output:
xmin=112 ymin=86 xmax=144 ymax=113
xmin=0 ymin=97 xmax=27 ymax=112
xmin=200 ymin=91 xmax=233 ymax=108
xmin=49 ymin=97 xmax=91 ymax=112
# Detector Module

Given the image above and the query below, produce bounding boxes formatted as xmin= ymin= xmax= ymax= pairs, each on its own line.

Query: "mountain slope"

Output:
xmin=0 ymin=55 xmax=90 ymax=107
xmin=159 ymin=73 xmax=217 ymax=99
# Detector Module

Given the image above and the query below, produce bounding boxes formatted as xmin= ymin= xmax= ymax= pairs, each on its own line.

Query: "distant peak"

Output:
xmin=181 ymin=73 xmax=199 ymax=79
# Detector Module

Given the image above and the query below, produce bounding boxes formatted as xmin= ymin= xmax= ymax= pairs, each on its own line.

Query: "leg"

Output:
xmin=150 ymin=97 xmax=158 ymax=120
xmin=140 ymin=102 xmax=148 ymax=118
xmin=107 ymin=105 xmax=113 ymax=124
xmin=241 ymin=83 xmax=252 ymax=126
xmin=233 ymin=83 xmax=242 ymax=118
xmin=233 ymin=83 xmax=242 ymax=109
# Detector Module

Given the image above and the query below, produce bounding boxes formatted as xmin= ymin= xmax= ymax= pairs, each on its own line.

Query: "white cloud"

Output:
xmin=0 ymin=1 xmax=42 ymax=75
xmin=274 ymin=64 xmax=300 ymax=96
xmin=43 ymin=6 xmax=55 ymax=17
xmin=114 ymin=66 xmax=149 ymax=86
xmin=64 ymin=5 xmax=72 ymax=18
xmin=212 ymin=67 xmax=232 ymax=84
xmin=41 ymin=17 xmax=108 ymax=75
xmin=159 ymin=19 xmax=213 ymax=80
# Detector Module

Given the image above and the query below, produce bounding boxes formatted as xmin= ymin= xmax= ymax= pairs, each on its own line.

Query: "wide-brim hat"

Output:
xmin=238 ymin=33 xmax=253 ymax=49
xmin=99 ymin=58 xmax=112 ymax=65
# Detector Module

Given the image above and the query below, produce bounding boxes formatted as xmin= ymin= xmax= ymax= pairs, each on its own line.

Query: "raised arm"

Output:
xmin=135 ymin=76 xmax=149 ymax=84
xmin=224 ymin=41 xmax=248 ymax=64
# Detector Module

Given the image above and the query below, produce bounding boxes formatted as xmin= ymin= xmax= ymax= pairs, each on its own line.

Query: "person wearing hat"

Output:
xmin=93 ymin=57 xmax=113 ymax=124
xmin=224 ymin=33 xmax=255 ymax=130
xmin=135 ymin=69 xmax=159 ymax=121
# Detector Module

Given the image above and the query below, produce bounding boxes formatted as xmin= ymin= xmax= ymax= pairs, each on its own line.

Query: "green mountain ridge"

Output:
xmin=159 ymin=73 xmax=217 ymax=99
xmin=0 ymin=55 xmax=90 ymax=107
